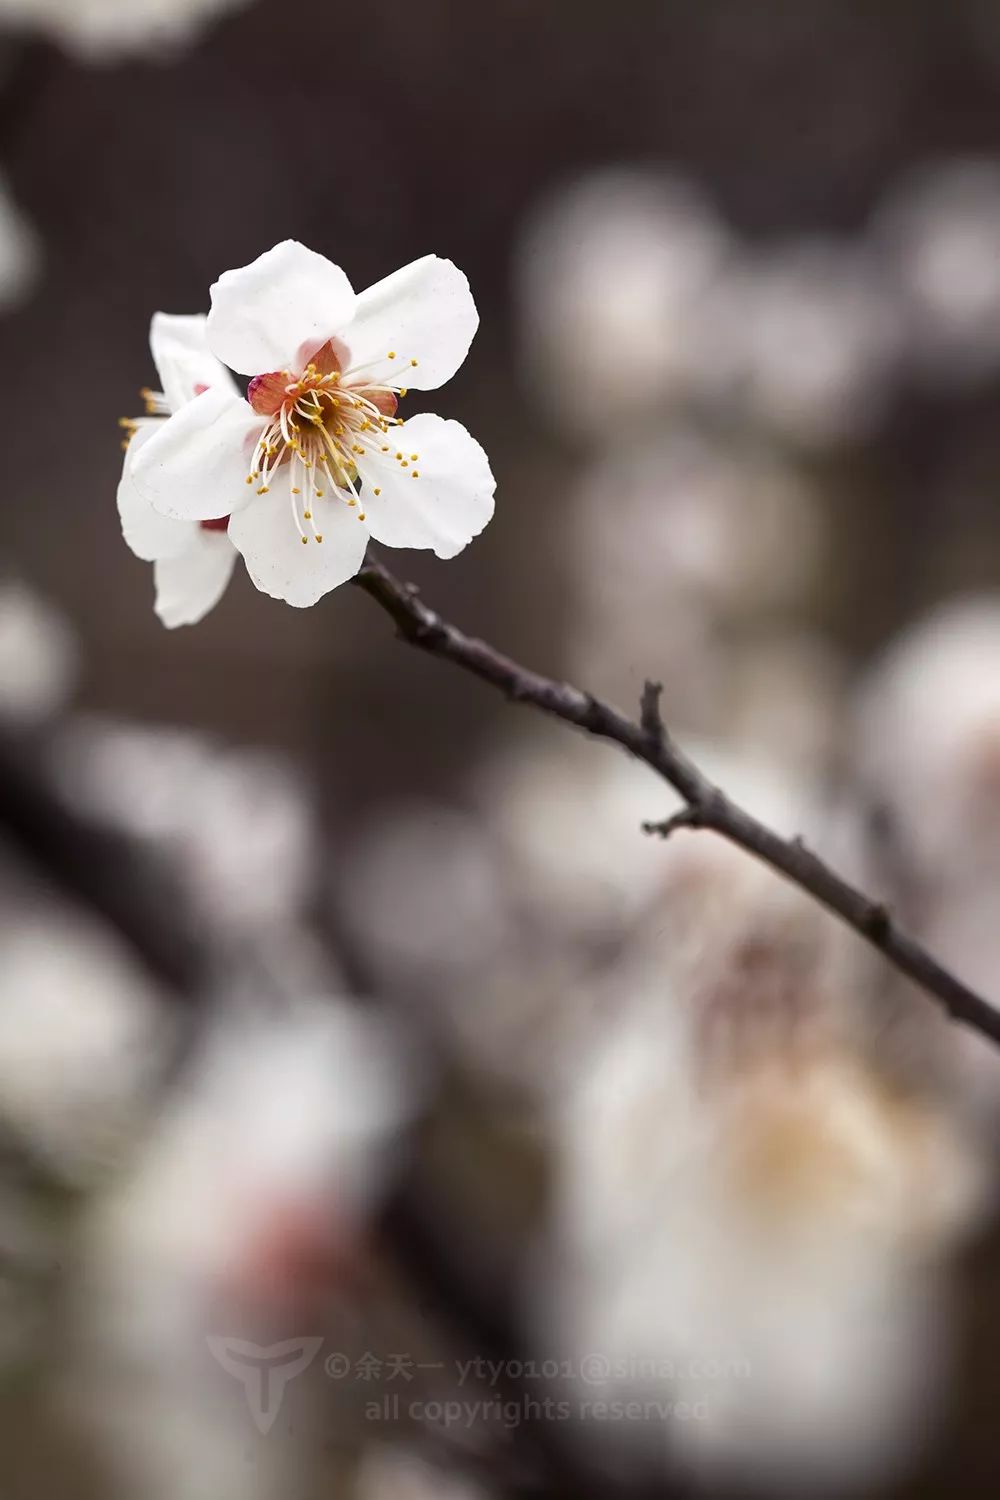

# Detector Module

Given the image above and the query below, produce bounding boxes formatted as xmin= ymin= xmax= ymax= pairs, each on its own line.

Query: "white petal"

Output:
xmin=343 ymin=256 xmax=478 ymax=391
xmin=150 ymin=312 xmax=239 ymax=412
xmin=118 ymin=425 xmax=194 ymax=561
xmin=130 ymin=386 xmax=262 ymax=522
xmin=358 ymin=413 xmax=495 ymax=559
xmin=228 ymin=472 xmax=368 ymax=607
xmin=206 ymin=241 xmax=356 ymax=377
xmin=154 ymin=531 xmax=236 ymax=629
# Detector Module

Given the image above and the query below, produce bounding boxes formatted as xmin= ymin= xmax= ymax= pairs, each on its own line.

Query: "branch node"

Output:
xmin=640 ymin=679 xmax=665 ymax=745
xmin=866 ymin=902 xmax=893 ymax=940
xmin=642 ymin=803 xmax=704 ymax=839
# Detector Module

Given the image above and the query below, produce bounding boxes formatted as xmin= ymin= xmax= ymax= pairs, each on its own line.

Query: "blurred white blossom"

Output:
xmin=52 ymin=717 xmax=316 ymax=932
xmin=342 ymin=800 xmax=512 ymax=987
xmin=0 ymin=173 xmax=38 ymax=311
xmin=0 ymin=578 xmax=78 ymax=726
xmin=853 ymin=596 xmax=1000 ymax=1124
xmin=854 ymin=596 xmax=1000 ymax=879
xmin=567 ymin=430 xmax=827 ymax=716
xmin=517 ymin=169 xmax=730 ymax=435
xmin=873 ymin=158 xmax=1000 ymax=386
xmin=475 ymin=731 xmax=669 ymax=944
xmin=69 ymin=997 xmax=417 ymax=1500
xmin=0 ymin=0 xmax=254 ymax=59
xmin=711 ymin=239 xmax=903 ymax=446
xmin=728 ymin=632 xmax=849 ymax=775
xmin=543 ymin=775 xmax=985 ymax=1490
xmin=0 ymin=895 xmax=170 ymax=1179
xmin=355 ymin=1447 xmax=492 ymax=1500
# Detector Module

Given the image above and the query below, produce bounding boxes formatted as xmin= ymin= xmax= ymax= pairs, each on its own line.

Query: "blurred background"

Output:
xmin=8 ymin=2 xmax=1000 ymax=1497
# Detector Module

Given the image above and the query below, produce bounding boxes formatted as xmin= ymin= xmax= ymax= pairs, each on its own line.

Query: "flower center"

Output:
xmin=245 ymin=341 xmax=413 ymax=546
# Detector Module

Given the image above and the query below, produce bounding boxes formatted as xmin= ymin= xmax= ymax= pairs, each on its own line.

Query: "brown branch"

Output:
xmin=353 ymin=556 xmax=1000 ymax=1050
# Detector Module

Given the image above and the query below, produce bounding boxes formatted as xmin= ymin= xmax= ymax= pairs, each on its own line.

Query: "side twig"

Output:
xmin=352 ymin=556 xmax=1000 ymax=1049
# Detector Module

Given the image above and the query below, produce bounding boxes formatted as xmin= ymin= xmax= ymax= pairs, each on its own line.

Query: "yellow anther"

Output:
xmin=410 ymin=358 xmax=418 ymax=367
xmin=410 ymin=453 xmax=418 ymax=461
xmin=118 ymin=417 xmax=136 ymax=429
xmin=412 ymin=470 xmax=419 ymax=478
xmin=387 ymin=351 xmax=396 ymax=359
xmin=315 ymin=534 xmax=323 ymax=543
xmin=246 ymin=475 xmax=254 ymax=485
xmin=399 ymin=387 xmax=408 ymax=397
xmin=315 ymin=490 xmax=325 ymax=498
xmin=373 ymin=487 xmax=381 ymax=496
xmin=358 ymin=512 xmax=366 ymax=522
xmin=120 ymin=439 xmax=130 ymax=451
xmin=301 ymin=535 xmax=308 ymax=545
xmin=347 ymin=496 xmax=357 ymax=506
xmin=395 ymin=452 xmax=403 ymax=459
xmin=257 ymin=485 xmax=269 ymax=495
xmin=292 ymin=487 xmax=301 ymax=495
xmin=381 ymin=445 xmax=390 ymax=452
xmin=401 ymin=460 xmax=409 ymax=468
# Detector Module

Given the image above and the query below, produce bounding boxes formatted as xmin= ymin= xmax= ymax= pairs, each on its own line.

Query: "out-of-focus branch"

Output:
xmin=353 ymin=555 xmax=1000 ymax=1050
xmin=0 ymin=732 xmax=209 ymax=998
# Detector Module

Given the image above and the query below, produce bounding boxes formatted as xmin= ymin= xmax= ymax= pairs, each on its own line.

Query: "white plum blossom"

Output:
xmin=123 ymin=241 xmax=495 ymax=610
xmin=0 ymin=0 xmax=252 ymax=60
xmin=118 ymin=314 xmax=239 ymax=628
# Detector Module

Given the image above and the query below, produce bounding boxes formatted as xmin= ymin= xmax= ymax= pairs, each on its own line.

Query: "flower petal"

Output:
xmin=149 ymin=312 xmax=238 ymax=412
xmin=206 ymin=241 xmax=356 ymax=377
xmin=358 ymin=413 xmax=495 ymax=559
xmin=154 ymin=530 xmax=236 ymax=629
xmin=343 ymin=256 xmax=478 ymax=391
xmin=118 ymin=425 xmax=193 ymax=561
xmin=228 ymin=472 xmax=368 ymax=607
xmin=129 ymin=386 xmax=262 ymax=522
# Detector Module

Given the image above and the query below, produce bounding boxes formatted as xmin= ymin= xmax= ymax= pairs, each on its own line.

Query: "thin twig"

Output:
xmin=353 ymin=555 xmax=1000 ymax=1049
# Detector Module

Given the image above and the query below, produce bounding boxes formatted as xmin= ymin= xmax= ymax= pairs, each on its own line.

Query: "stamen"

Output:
xmin=235 ymin=352 xmax=415 ymax=551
